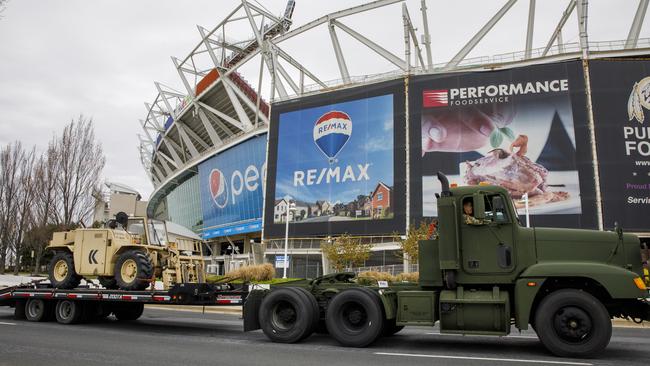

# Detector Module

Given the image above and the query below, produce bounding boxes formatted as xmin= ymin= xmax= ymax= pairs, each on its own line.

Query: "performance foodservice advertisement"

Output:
xmin=409 ymin=60 xmax=598 ymax=228
xmin=264 ymin=80 xmax=406 ymax=237
xmin=590 ymin=59 xmax=650 ymax=231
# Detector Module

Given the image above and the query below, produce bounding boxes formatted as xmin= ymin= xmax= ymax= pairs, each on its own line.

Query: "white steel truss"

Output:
xmin=140 ymin=0 xmax=650 ymax=197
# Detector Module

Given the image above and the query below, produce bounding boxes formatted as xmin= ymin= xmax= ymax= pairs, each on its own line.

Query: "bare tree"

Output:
xmin=55 ymin=116 xmax=105 ymax=226
xmin=26 ymin=142 xmax=60 ymax=274
xmin=0 ymin=142 xmax=25 ymax=274
xmin=10 ymin=148 xmax=36 ymax=274
xmin=0 ymin=0 xmax=9 ymax=20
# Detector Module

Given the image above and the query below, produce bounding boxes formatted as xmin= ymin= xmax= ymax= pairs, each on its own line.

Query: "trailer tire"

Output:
xmin=25 ymin=299 xmax=53 ymax=322
xmin=55 ymin=300 xmax=84 ymax=324
xmin=48 ymin=251 xmax=82 ymax=289
xmin=259 ymin=287 xmax=315 ymax=343
xmin=113 ymin=303 xmax=144 ymax=321
xmin=98 ymin=276 xmax=118 ymax=290
xmin=326 ymin=288 xmax=385 ymax=347
xmin=114 ymin=250 xmax=153 ymax=291
xmin=534 ymin=289 xmax=611 ymax=358
xmin=14 ymin=300 xmax=26 ymax=320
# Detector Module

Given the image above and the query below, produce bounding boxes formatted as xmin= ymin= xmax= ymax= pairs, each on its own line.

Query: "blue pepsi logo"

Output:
xmin=313 ymin=111 xmax=352 ymax=161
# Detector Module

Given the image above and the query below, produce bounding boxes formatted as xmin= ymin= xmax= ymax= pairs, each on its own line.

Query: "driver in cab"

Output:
xmin=463 ymin=198 xmax=490 ymax=226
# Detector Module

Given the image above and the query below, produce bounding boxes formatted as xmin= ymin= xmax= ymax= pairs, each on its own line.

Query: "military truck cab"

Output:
xmin=247 ymin=172 xmax=650 ymax=358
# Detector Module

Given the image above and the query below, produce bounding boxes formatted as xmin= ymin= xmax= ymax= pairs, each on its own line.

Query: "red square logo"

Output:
xmin=423 ymin=90 xmax=448 ymax=107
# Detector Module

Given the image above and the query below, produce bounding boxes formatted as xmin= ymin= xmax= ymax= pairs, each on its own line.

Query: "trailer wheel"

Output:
xmin=259 ymin=287 xmax=316 ymax=343
xmin=55 ymin=300 xmax=84 ymax=324
xmin=534 ymin=289 xmax=611 ymax=358
xmin=382 ymin=317 xmax=405 ymax=336
xmin=48 ymin=251 xmax=82 ymax=289
xmin=14 ymin=300 xmax=26 ymax=320
xmin=114 ymin=250 xmax=153 ymax=291
xmin=113 ymin=303 xmax=144 ymax=321
xmin=326 ymin=288 xmax=384 ymax=347
xmin=25 ymin=299 xmax=53 ymax=322
xmin=98 ymin=276 xmax=118 ymax=290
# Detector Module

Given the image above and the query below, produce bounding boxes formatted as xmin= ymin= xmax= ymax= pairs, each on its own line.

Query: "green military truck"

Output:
xmin=244 ymin=172 xmax=650 ymax=358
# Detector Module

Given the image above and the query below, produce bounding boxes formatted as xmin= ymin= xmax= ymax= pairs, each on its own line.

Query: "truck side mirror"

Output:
xmin=473 ymin=193 xmax=486 ymax=220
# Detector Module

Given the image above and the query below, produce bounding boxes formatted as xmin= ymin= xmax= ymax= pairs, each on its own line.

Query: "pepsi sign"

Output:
xmin=199 ymin=135 xmax=267 ymax=239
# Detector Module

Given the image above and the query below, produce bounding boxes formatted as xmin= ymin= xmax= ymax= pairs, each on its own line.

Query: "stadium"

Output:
xmin=139 ymin=0 xmax=650 ymax=277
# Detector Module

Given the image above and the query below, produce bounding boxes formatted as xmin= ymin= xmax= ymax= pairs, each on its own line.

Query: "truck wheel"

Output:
xmin=113 ymin=303 xmax=144 ymax=321
xmin=383 ymin=317 xmax=405 ymax=336
xmin=326 ymin=288 xmax=385 ymax=347
xmin=290 ymin=287 xmax=320 ymax=337
xmin=14 ymin=300 xmax=26 ymax=320
xmin=48 ymin=252 xmax=82 ymax=289
xmin=114 ymin=250 xmax=153 ymax=291
xmin=258 ymin=287 xmax=316 ymax=343
xmin=55 ymin=300 xmax=84 ymax=324
xmin=98 ymin=276 xmax=118 ymax=290
xmin=534 ymin=289 xmax=611 ymax=358
xmin=25 ymin=299 xmax=53 ymax=322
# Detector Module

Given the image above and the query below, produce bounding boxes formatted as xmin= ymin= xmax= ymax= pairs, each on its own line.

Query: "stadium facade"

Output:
xmin=139 ymin=0 xmax=650 ymax=277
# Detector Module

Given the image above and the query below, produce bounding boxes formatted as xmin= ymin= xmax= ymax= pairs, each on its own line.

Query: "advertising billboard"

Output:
xmin=409 ymin=61 xmax=598 ymax=228
xmin=199 ymin=134 xmax=266 ymax=239
xmin=590 ymin=59 xmax=650 ymax=231
xmin=264 ymin=79 xmax=406 ymax=237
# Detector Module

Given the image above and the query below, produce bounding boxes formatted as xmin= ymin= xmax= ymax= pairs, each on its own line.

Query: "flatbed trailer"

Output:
xmin=0 ymin=281 xmax=248 ymax=324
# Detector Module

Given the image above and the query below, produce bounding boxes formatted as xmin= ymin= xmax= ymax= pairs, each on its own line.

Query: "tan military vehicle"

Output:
xmin=47 ymin=213 xmax=205 ymax=291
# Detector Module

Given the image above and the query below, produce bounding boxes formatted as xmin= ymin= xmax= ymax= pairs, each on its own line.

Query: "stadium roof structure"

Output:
xmin=139 ymin=0 xmax=650 ymax=213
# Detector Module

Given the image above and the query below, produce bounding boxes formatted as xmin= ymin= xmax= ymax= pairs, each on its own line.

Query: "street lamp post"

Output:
xmin=283 ymin=202 xmax=296 ymax=279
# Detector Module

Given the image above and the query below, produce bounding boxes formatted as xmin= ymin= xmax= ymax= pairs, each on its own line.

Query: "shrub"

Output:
xmin=395 ymin=272 xmax=419 ymax=283
xmin=225 ymin=263 xmax=275 ymax=282
xmin=356 ymin=271 xmax=396 ymax=285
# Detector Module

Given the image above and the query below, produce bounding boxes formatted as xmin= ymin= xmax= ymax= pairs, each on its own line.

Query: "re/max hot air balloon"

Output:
xmin=312 ymin=111 xmax=352 ymax=163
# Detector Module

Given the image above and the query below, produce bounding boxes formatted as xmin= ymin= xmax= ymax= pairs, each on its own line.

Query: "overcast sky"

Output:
xmin=0 ymin=0 xmax=646 ymax=200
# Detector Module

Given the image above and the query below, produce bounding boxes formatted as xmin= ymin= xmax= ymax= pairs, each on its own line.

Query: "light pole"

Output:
xmin=283 ymin=201 xmax=296 ymax=279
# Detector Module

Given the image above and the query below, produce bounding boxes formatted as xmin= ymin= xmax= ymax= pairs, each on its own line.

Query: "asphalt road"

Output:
xmin=0 ymin=306 xmax=648 ymax=366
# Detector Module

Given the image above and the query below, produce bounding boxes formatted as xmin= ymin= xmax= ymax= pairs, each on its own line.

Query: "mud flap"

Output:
xmin=243 ymin=290 xmax=266 ymax=332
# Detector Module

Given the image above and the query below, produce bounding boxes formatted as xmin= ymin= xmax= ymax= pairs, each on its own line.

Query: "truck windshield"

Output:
xmin=148 ymin=220 xmax=168 ymax=246
xmin=126 ymin=219 xmax=147 ymax=244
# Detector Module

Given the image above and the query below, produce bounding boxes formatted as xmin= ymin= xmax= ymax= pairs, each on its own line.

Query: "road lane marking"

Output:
xmin=0 ymin=322 xmax=16 ymax=325
xmin=426 ymin=332 xmax=538 ymax=339
xmin=374 ymin=352 xmax=592 ymax=365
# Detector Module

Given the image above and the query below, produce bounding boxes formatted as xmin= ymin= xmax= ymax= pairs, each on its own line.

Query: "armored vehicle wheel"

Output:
xmin=534 ymin=289 xmax=611 ymax=358
xmin=258 ymin=287 xmax=317 ymax=343
xmin=98 ymin=276 xmax=118 ymax=290
xmin=113 ymin=303 xmax=144 ymax=321
xmin=55 ymin=300 xmax=84 ymax=324
xmin=326 ymin=288 xmax=384 ymax=347
xmin=25 ymin=299 xmax=53 ymax=322
xmin=114 ymin=250 xmax=153 ymax=291
xmin=48 ymin=252 xmax=81 ymax=289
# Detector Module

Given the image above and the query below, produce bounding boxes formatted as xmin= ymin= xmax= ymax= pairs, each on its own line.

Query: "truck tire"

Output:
xmin=114 ymin=250 xmax=153 ymax=291
xmin=48 ymin=251 xmax=82 ymax=289
xmin=113 ymin=303 xmax=144 ymax=321
xmin=25 ymin=299 xmax=53 ymax=322
xmin=14 ymin=300 xmax=26 ymax=320
xmin=258 ymin=287 xmax=316 ymax=343
xmin=290 ymin=287 xmax=320 ymax=336
xmin=98 ymin=276 xmax=118 ymax=290
xmin=55 ymin=300 xmax=84 ymax=324
xmin=326 ymin=288 xmax=385 ymax=347
xmin=534 ymin=289 xmax=611 ymax=358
